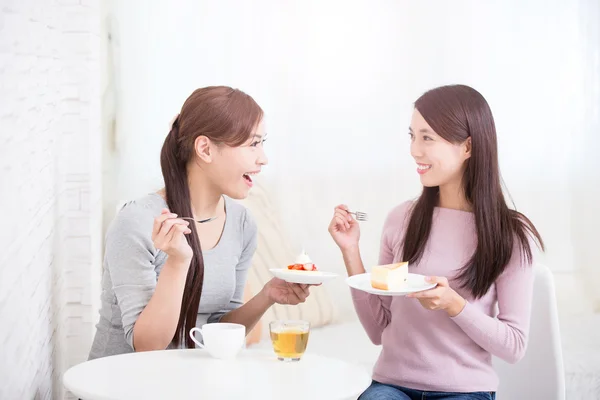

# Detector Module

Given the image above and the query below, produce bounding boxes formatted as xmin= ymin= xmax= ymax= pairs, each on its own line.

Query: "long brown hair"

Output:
xmin=160 ymin=86 xmax=263 ymax=347
xmin=402 ymin=85 xmax=544 ymax=298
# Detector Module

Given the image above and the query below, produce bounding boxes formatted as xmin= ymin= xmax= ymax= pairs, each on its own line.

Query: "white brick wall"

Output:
xmin=0 ymin=1 xmax=102 ymax=399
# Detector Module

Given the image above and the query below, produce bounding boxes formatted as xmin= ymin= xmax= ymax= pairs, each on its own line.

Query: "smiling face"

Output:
xmin=409 ymin=109 xmax=471 ymax=188
xmin=193 ymin=118 xmax=268 ymax=200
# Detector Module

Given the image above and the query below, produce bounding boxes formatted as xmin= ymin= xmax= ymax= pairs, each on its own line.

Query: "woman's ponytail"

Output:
xmin=160 ymin=115 xmax=205 ymax=348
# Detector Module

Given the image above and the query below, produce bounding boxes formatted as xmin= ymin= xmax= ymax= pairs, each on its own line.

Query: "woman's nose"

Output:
xmin=410 ymin=141 xmax=423 ymax=159
xmin=257 ymin=148 xmax=268 ymax=166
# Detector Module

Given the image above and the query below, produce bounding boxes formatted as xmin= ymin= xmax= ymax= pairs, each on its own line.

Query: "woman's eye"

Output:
xmin=423 ymin=135 xmax=433 ymax=141
xmin=250 ymin=138 xmax=267 ymax=147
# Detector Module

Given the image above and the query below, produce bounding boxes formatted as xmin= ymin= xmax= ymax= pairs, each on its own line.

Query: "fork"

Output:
xmin=180 ymin=216 xmax=219 ymax=224
xmin=350 ymin=211 xmax=368 ymax=222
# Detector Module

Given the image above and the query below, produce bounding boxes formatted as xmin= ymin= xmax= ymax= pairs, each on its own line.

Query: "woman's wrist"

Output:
xmin=164 ymin=257 xmax=191 ymax=274
xmin=341 ymin=244 xmax=360 ymax=256
xmin=258 ymin=285 xmax=276 ymax=308
xmin=447 ymin=291 xmax=467 ymax=317
xmin=341 ymin=245 xmax=365 ymax=276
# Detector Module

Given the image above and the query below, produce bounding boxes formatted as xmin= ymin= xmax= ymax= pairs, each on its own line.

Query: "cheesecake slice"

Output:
xmin=370 ymin=262 xmax=409 ymax=290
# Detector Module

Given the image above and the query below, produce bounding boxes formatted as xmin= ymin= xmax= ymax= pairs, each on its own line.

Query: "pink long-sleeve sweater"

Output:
xmin=352 ymin=201 xmax=535 ymax=392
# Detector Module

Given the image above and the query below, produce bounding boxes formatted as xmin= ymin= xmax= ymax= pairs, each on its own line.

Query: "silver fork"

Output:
xmin=350 ymin=211 xmax=368 ymax=222
xmin=180 ymin=216 xmax=219 ymax=224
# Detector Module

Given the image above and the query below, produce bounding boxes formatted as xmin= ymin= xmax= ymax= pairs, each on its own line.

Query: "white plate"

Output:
xmin=346 ymin=273 xmax=437 ymax=296
xmin=269 ymin=268 xmax=339 ymax=285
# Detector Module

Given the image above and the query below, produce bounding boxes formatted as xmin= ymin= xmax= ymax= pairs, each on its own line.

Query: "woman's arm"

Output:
xmin=242 ymin=281 xmax=264 ymax=345
xmin=108 ymin=208 xmax=193 ymax=352
xmin=217 ymin=209 xmax=313 ymax=333
xmin=449 ymin=243 xmax=536 ymax=364
xmin=348 ymin=243 xmax=393 ymax=346
xmin=219 ymin=288 xmax=274 ymax=333
xmin=329 ymin=204 xmax=409 ymax=346
xmin=131 ymin=258 xmax=190 ymax=351
xmin=219 ymin=278 xmax=311 ymax=333
xmin=207 ymin=208 xmax=262 ymax=332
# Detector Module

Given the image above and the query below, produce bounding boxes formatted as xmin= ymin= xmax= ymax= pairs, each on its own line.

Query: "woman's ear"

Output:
xmin=464 ymin=137 xmax=472 ymax=160
xmin=194 ymin=136 xmax=212 ymax=163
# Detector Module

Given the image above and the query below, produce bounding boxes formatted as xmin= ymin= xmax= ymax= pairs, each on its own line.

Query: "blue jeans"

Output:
xmin=358 ymin=381 xmax=496 ymax=400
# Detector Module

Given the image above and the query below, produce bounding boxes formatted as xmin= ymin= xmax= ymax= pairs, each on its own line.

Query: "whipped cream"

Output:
xmin=295 ymin=250 xmax=312 ymax=265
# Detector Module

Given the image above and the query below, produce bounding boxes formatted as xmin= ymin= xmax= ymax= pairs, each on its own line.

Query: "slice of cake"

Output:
xmin=370 ymin=262 xmax=409 ymax=290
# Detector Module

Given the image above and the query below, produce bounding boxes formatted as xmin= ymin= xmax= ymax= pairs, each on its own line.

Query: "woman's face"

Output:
xmin=409 ymin=109 xmax=471 ymax=188
xmin=198 ymin=118 xmax=269 ymax=200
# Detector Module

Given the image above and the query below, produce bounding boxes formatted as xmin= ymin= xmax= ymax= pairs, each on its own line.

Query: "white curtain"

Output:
xmin=572 ymin=0 xmax=600 ymax=312
xmin=106 ymin=0 xmax=599 ymax=317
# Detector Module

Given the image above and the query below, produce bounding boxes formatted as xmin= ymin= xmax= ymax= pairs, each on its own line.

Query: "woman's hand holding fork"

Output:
xmin=328 ymin=205 xmax=366 ymax=276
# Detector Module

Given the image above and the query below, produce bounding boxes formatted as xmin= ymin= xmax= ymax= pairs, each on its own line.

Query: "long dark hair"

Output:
xmin=402 ymin=84 xmax=544 ymax=298
xmin=160 ymin=86 xmax=263 ymax=347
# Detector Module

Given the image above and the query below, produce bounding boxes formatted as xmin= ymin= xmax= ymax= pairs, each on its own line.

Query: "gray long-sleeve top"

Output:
xmin=88 ymin=193 xmax=257 ymax=360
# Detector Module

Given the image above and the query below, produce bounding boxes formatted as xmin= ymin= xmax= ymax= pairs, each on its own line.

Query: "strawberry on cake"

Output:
xmin=287 ymin=250 xmax=317 ymax=272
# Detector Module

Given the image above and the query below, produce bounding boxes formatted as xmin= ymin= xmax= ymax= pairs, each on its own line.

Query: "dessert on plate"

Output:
xmin=272 ymin=250 xmax=337 ymax=284
xmin=370 ymin=262 xmax=409 ymax=290
xmin=287 ymin=250 xmax=318 ymax=272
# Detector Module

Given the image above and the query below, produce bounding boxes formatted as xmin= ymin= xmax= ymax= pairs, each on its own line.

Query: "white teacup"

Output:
xmin=189 ymin=323 xmax=246 ymax=360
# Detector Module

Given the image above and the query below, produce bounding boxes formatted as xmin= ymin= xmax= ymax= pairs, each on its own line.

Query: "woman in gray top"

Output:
xmin=89 ymin=86 xmax=312 ymax=359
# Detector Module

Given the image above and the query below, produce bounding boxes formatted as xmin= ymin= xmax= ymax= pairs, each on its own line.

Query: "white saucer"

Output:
xmin=269 ymin=268 xmax=338 ymax=285
xmin=346 ymin=273 xmax=437 ymax=296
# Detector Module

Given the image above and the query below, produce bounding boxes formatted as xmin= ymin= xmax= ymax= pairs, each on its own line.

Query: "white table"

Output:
xmin=63 ymin=349 xmax=372 ymax=400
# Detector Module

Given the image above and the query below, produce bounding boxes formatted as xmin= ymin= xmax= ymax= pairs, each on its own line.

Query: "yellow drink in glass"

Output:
xmin=269 ymin=320 xmax=310 ymax=361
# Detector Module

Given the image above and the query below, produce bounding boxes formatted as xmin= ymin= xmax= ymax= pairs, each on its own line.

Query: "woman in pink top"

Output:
xmin=328 ymin=85 xmax=544 ymax=400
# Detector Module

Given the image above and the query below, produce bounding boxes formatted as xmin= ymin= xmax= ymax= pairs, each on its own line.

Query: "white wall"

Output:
xmin=0 ymin=1 xmax=102 ymax=399
xmin=107 ymin=0 xmax=598 ymax=317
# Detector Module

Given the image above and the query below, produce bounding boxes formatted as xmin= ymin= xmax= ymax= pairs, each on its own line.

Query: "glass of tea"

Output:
xmin=269 ymin=320 xmax=310 ymax=362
